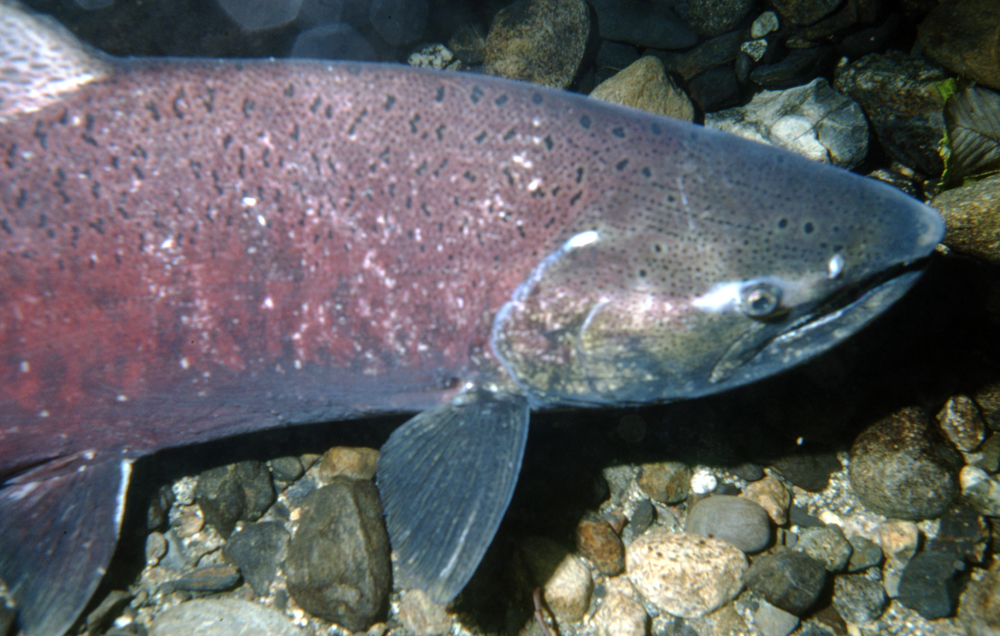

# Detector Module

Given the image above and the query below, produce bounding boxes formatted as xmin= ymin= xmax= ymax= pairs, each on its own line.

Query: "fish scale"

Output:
xmin=0 ymin=3 xmax=944 ymax=635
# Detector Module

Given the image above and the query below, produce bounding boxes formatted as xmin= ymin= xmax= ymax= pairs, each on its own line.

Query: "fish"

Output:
xmin=0 ymin=2 xmax=944 ymax=634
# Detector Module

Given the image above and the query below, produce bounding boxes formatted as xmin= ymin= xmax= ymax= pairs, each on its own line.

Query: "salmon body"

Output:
xmin=0 ymin=3 xmax=944 ymax=635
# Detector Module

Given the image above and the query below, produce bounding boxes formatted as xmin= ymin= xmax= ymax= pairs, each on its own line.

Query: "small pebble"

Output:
xmin=685 ymin=495 xmax=771 ymax=553
xmin=636 ymin=461 xmax=691 ymax=504
xmin=795 ymin=525 xmax=853 ymax=572
xmin=149 ymin=598 xmax=302 ymax=636
xmin=742 ymin=474 xmax=790 ymax=525
xmin=167 ymin=564 xmax=241 ymax=593
xmin=690 ymin=468 xmax=718 ymax=494
xmin=517 ymin=537 xmax=593 ymax=624
xmin=145 ymin=532 xmax=167 ymax=566
xmin=317 ymin=446 xmax=379 ymax=482
xmin=937 ymin=395 xmax=987 ymax=453
xmin=846 ymin=534 xmax=883 ymax=572
xmin=576 ymin=511 xmax=625 ymax=575
xmin=398 ymin=589 xmax=451 ymax=636
xmin=592 ymin=592 xmax=648 ymax=636
xmin=753 ymin=599 xmax=799 ymax=636
xmin=832 ymin=574 xmax=887 ymax=624
xmin=746 ymin=547 xmax=827 ymax=616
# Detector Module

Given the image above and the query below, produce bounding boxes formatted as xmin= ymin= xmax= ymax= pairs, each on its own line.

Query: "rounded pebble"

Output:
xmin=849 ymin=406 xmax=961 ymax=520
xmin=684 ymin=495 xmax=771 ymax=553
xmin=626 ymin=531 xmax=748 ymax=618
xmin=742 ymin=474 xmax=790 ymax=525
xmin=576 ymin=511 xmax=625 ymax=575
xmin=832 ymin=574 xmax=887 ymax=624
xmin=592 ymin=592 xmax=648 ymax=636
xmin=795 ymin=525 xmax=853 ymax=572
xmin=746 ymin=547 xmax=827 ymax=616
xmin=517 ymin=537 xmax=593 ymax=624
xmin=317 ymin=446 xmax=379 ymax=482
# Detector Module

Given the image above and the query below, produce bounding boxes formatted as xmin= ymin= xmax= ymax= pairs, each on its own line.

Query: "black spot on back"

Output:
xmin=579 ymin=115 xmax=591 ymax=129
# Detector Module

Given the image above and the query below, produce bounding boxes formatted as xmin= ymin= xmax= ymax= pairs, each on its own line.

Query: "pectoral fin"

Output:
xmin=0 ymin=453 xmax=130 ymax=636
xmin=376 ymin=390 xmax=530 ymax=603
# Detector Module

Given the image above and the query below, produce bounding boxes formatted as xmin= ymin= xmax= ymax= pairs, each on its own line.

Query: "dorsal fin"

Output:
xmin=0 ymin=1 xmax=109 ymax=123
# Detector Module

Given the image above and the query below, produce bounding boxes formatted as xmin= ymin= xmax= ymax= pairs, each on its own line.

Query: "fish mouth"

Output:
xmin=709 ymin=255 xmax=936 ymax=388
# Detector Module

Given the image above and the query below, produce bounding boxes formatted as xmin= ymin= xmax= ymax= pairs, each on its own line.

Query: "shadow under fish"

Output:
xmin=0 ymin=2 xmax=944 ymax=634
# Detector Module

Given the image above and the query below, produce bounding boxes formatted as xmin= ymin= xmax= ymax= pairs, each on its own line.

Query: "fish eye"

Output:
xmin=738 ymin=282 xmax=782 ymax=318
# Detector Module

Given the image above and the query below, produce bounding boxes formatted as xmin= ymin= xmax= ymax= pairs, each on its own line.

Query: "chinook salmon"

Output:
xmin=0 ymin=2 xmax=943 ymax=634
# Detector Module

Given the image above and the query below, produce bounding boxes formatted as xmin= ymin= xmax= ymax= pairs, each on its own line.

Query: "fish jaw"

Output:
xmin=491 ymin=125 xmax=945 ymax=407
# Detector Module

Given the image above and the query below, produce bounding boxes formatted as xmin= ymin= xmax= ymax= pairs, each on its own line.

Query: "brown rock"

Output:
xmin=516 ymin=537 xmax=593 ymax=624
xmin=576 ymin=511 xmax=625 ymax=575
xmin=742 ymin=474 xmax=790 ymax=525
xmin=318 ymin=446 xmax=379 ymax=482
xmin=483 ymin=0 xmax=589 ymax=88
xmin=918 ymin=0 xmax=1000 ymax=90
xmin=591 ymin=57 xmax=695 ymax=122
xmin=932 ymin=174 xmax=1000 ymax=265
xmin=635 ymin=460 xmax=691 ymax=504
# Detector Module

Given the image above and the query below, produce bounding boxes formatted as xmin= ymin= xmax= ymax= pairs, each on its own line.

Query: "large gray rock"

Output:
xmin=707 ymin=78 xmax=869 ymax=168
xmin=849 ymin=406 xmax=961 ymax=520
xmin=285 ymin=479 xmax=391 ymax=631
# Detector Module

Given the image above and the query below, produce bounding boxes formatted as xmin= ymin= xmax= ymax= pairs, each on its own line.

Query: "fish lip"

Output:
xmin=728 ymin=253 xmax=937 ymax=382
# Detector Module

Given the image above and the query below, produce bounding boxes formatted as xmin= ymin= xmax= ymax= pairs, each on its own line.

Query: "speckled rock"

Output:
xmin=962 ymin=466 xmax=1000 ymax=516
xmin=592 ymin=591 xmax=648 ymax=636
xmin=224 ymin=521 xmax=289 ymax=596
xmin=590 ymin=57 xmax=695 ymax=123
xmin=742 ymin=474 xmax=790 ymax=525
xmin=483 ymin=0 xmax=589 ymax=88
xmin=746 ymin=547 xmax=827 ymax=616
xmin=195 ymin=460 xmax=275 ymax=537
xmin=317 ymin=446 xmax=379 ymax=482
xmin=398 ymin=589 xmax=451 ymax=636
xmin=685 ymin=495 xmax=772 ymax=553
xmin=834 ymin=51 xmax=949 ymax=177
xmin=849 ymin=406 xmax=961 ymax=520
xmin=626 ymin=531 xmax=748 ymax=618
xmin=576 ymin=511 xmax=625 ymax=575
xmin=918 ymin=0 xmax=1000 ymax=91
xmin=938 ymin=396 xmax=988 ymax=453
xmin=635 ymin=460 xmax=692 ymax=504
xmin=796 ymin=525 xmax=853 ymax=572
xmin=517 ymin=536 xmax=594 ymax=624
xmin=685 ymin=0 xmax=755 ymax=37
xmin=284 ymin=479 xmax=391 ymax=631
xmin=932 ymin=174 xmax=1000 ymax=265
xmin=959 ymin=556 xmax=1000 ymax=636
xmin=753 ymin=599 xmax=799 ymax=636
xmin=833 ymin=574 xmax=886 ymax=624
xmin=879 ymin=521 xmax=921 ymax=570
xmin=149 ymin=598 xmax=302 ymax=636
xmin=588 ymin=0 xmax=698 ymax=49
xmin=706 ymin=78 xmax=869 ymax=169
